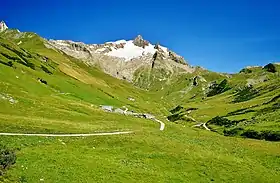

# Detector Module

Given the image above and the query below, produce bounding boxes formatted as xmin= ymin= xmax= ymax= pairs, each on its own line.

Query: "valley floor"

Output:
xmin=1 ymin=116 xmax=280 ymax=183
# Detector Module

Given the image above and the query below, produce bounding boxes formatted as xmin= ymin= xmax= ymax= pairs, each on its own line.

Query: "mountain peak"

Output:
xmin=134 ymin=35 xmax=144 ymax=40
xmin=0 ymin=21 xmax=8 ymax=32
xmin=133 ymin=35 xmax=149 ymax=48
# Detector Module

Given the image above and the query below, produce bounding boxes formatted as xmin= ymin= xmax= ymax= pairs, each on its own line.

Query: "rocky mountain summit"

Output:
xmin=47 ymin=35 xmax=194 ymax=82
xmin=0 ymin=21 xmax=8 ymax=32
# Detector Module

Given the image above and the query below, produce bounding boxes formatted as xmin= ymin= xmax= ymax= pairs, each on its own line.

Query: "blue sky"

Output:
xmin=1 ymin=0 xmax=280 ymax=73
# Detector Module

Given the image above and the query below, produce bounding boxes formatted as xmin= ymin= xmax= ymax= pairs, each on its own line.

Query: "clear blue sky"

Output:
xmin=2 ymin=0 xmax=280 ymax=73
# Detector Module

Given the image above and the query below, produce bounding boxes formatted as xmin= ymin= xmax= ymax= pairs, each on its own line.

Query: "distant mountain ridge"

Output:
xmin=47 ymin=34 xmax=194 ymax=83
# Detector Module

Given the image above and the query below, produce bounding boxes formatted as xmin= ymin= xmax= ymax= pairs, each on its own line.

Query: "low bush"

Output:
xmin=0 ymin=145 xmax=16 ymax=175
xmin=263 ymin=63 xmax=277 ymax=73
xmin=207 ymin=79 xmax=231 ymax=97
xmin=170 ymin=105 xmax=184 ymax=114
xmin=167 ymin=113 xmax=184 ymax=122
xmin=233 ymin=86 xmax=259 ymax=103
xmin=207 ymin=116 xmax=237 ymax=127
xmin=0 ymin=60 xmax=13 ymax=67
xmin=223 ymin=127 xmax=244 ymax=136
xmin=240 ymin=68 xmax=252 ymax=74
xmin=241 ymin=130 xmax=280 ymax=141
xmin=41 ymin=65 xmax=53 ymax=75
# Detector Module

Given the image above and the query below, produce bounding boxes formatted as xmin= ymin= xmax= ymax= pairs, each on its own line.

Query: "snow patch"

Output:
xmin=106 ymin=40 xmax=156 ymax=61
xmin=159 ymin=45 xmax=168 ymax=53
xmin=106 ymin=40 xmax=126 ymax=44
xmin=95 ymin=47 xmax=106 ymax=53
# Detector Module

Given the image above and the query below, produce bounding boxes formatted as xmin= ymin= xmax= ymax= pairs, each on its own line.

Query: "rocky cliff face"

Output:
xmin=132 ymin=35 xmax=149 ymax=48
xmin=0 ymin=21 xmax=8 ymax=32
xmin=47 ymin=35 xmax=194 ymax=83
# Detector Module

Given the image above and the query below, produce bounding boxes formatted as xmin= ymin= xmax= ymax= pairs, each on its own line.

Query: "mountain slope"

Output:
xmin=0 ymin=22 xmax=279 ymax=182
xmin=48 ymin=35 xmax=194 ymax=85
xmin=164 ymin=64 xmax=280 ymax=140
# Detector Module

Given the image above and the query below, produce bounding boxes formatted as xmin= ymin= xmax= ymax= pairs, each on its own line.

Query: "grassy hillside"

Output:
xmin=0 ymin=29 xmax=279 ymax=182
xmin=164 ymin=64 xmax=280 ymax=140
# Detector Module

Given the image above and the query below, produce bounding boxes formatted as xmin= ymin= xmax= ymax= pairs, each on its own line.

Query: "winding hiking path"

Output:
xmin=154 ymin=119 xmax=165 ymax=131
xmin=193 ymin=123 xmax=211 ymax=131
xmin=203 ymin=123 xmax=211 ymax=131
xmin=0 ymin=131 xmax=133 ymax=137
xmin=0 ymin=110 xmax=166 ymax=137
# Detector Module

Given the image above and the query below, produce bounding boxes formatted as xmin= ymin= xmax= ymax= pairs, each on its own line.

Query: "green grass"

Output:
xmin=0 ymin=30 xmax=280 ymax=182
xmin=1 ymin=124 xmax=280 ymax=183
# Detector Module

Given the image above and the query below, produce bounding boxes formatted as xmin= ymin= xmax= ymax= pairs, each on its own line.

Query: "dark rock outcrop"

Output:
xmin=169 ymin=51 xmax=186 ymax=65
xmin=263 ymin=63 xmax=277 ymax=73
xmin=0 ymin=21 xmax=8 ymax=32
xmin=193 ymin=76 xmax=199 ymax=86
xmin=133 ymin=35 xmax=149 ymax=48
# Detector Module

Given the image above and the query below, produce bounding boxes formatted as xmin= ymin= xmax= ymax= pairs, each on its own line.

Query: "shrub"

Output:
xmin=26 ymin=62 xmax=35 ymax=70
xmin=0 ymin=60 xmax=13 ymax=67
xmin=241 ymin=130 xmax=280 ymax=141
xmin=170 ymin=105 xmax=184 ymax=114
xmin=7 ymin=61 xmax=13 ymax=67
xmin=0 ymin=145 xmax=16 ymax=175
xmin=167 ymin=113 xmax=184 ymax=122
xmin=241 ymin=130 xmax=261 ymax=139
xmin=207 ymin=79 xmax=231 ymax=97
xmin=240 ymin=68 xmax=252 ymax=74
xmin=233 ymin=86 xmax=259 ymax=103
xmin=41 ymin=65 xmax=53 ymax=75
xmin=262 ymin=131 xmax=280 ymax=141
xmin=263 ymin=63 xmax=277 ymax=73
xmin=223 ymin=127 xmax=244 ymax=136
xmin=207 ymin=116 xmax=235 ymax=127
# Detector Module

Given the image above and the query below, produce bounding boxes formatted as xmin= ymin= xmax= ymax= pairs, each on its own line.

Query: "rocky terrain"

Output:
xmin=47 ymin=35 xmax=194 ymax=82
xmin=0 ymin=21 xmax=8 ymax=32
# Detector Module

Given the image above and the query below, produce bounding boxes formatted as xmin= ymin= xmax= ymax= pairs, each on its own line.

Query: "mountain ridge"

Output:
xmin=47 ymin=34 xmax=194 ymax=84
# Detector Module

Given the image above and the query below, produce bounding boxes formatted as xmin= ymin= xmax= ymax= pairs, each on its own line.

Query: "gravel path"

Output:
xmin=154 ymin=119 xmax=165 ymax=131
xmin=0 ymin=131 xmax=133 ymax=137
xmin=203 ymin=123 xmax=211 ymax=131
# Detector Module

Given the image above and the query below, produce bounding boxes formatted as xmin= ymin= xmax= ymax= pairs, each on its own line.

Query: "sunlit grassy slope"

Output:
xmin=0 ymin=30 xmax=279 ymax=182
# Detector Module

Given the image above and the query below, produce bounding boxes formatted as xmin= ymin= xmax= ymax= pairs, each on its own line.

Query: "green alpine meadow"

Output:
xmin=0 ymin=20 xmax=279 ymax=183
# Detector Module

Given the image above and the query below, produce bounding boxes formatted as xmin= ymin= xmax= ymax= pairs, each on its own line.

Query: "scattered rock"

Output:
xmin=143 ymin=113 xmax=155 ymax=119
xmin=38 ymin=78 xmax=47 ymax=85
xmin=0 ymin=93 xmax=18 ymax=104
xmin=101 ymin=105 xmax=113 ymax=112
xmin=246 ymin=75 xmax=268 ymax=86
xmin=114 ymin=108 xmax=125 ymax=114
xmin=127 ymin=97 xmax=135 ymax=102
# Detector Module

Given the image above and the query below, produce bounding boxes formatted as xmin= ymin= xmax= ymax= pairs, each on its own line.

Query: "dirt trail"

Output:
xmin=193 ymin=123 xmax=211 ymax=131
xmin=0 ymin=131 xmax=133 ymax=137
xmin=154 ymin=119 xmax=165 ymax=131
xmin=203 ymin=123 xmax=211 ymax=131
